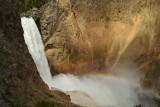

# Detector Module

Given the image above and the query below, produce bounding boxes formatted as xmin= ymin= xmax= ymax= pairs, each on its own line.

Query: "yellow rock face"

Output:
xmin=39 ymin=0 xmax=160 ymax=74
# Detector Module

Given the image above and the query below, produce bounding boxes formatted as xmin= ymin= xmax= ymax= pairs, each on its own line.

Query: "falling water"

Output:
xmin=21 ymin=17 xmax=52 ymax=88
xmin=21 ymin=17 xmax=155 ymax=107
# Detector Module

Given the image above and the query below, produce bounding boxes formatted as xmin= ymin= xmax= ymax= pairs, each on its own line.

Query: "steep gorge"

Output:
xmin=0 ymin=0 xmax=160 ymax=106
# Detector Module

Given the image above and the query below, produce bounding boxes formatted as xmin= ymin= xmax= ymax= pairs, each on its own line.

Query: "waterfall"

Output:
xmin=21 ymin=17 xmax=52 ymax=88
xmin=21 ymin=17 xmax=154 ymax=107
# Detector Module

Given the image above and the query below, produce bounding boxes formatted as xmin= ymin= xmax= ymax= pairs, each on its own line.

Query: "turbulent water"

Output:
xmin=21 ymin=17 xmax=155 ymax=107
xmin=52 ymin=74 xmax=155 ymax=107
xmin=21 ymin=17 xmax=53 ymax=88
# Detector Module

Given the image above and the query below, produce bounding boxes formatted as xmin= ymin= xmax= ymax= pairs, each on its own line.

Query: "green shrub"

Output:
xmin=154 ymin=96 xmax=160 ymax=107
xmin=19 ymin=0 xmax=50 ymax=12
xmin=35 ymin=101 xmax=65 ymax=107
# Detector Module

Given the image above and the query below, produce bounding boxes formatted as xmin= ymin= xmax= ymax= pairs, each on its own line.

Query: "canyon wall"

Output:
xmin=25 ymin=0 xmax=160 ymax=92
xmin=27 ymin=0 xmax=160 ymax=74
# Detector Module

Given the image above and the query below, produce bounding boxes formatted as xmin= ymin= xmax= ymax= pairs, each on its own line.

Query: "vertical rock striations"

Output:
xmin=26 ymin=0 xmax=160 ymax=74
xmin=24 ymin=0 xmax=160 ymax=92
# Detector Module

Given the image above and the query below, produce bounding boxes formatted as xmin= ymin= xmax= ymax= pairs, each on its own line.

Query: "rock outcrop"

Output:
xmin=67 ymin=91 xmax=100 ymax=107
xmin=0 ymin=0 xmax=80 ymax=106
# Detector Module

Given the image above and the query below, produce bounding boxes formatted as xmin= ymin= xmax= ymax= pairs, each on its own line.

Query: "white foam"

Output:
xmin=21 ymin=17 xmax=52 ymax=88
xmin=51 ymin=74 xmax=154 ymax=107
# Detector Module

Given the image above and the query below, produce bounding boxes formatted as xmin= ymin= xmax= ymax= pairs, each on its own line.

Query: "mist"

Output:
xmin=51 ymin=72 xmax=154 ymax=107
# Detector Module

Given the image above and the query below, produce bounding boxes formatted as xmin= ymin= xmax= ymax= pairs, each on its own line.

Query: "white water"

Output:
xmin=21 ymin=17 xmax=53 ymax=88
xmin=21 ymin=17 xmax=154 ymax=107
xmin=51 ymin=74 xmax=154 ymax=107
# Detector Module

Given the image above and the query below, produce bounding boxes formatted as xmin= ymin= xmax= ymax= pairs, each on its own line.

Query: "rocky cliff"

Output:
xmin=25 ymin=0 xmax=160 ymax=92
xmin=0 ymin=0 xmax=80 ymax=106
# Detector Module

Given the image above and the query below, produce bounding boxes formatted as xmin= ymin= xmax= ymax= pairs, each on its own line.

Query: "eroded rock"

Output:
xmin=26 ymin=0 xmax=160 ymax=75
xmin=24 ymin=1 xmax=160 ymax=94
